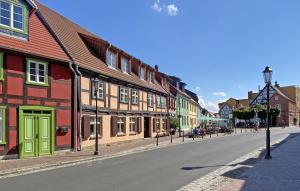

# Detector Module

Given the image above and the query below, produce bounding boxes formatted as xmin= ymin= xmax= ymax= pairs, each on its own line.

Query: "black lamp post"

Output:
xmin=178 ymin=98 xmax=182 ymax=137
xmin=263 ymin=66 xmax=273 ymax=160
xmin=92 ymin=78 xmax=100 ymax=156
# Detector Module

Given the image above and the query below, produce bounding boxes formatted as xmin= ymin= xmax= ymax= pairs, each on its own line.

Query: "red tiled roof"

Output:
xmin=37 ymin=2 xmax=167 ymax=94
xmin=0 ymin=11 xmax=69 ymax=62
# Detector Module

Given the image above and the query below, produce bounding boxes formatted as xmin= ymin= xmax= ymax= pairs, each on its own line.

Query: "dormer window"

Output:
xmin=0 ymin=0 xmax=27 ymax=37
xmin=139 ymin=67 xmax=145 ymax=80
xmin=148 ymin=71 xmax=154 ymax=83
xmin=106 ymin=50 xmax=117 ymax=69
xmin=121 ymin=57 xmax=130 ymax=74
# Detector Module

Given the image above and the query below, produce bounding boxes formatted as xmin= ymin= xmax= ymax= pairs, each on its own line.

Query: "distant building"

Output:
xmin=218 ymin=98 xmax=249 ymax=119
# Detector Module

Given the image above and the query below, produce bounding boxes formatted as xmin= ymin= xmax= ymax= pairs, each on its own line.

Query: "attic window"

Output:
xmin=148 ymin=71 xmax=154 ymax=83
xmin=0 ymin=1 xmax=26 ymax=34
xmin=106 ymin=50 xmax=117 ymax=69
xmin=139 ymin=67 xmax=145 ymax=80
xmin=121 ymin=57 xmax=130 ymax=74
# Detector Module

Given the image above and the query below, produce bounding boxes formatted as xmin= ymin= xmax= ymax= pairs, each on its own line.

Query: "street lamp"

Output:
xmin=178 ymin=98 xmax=182 ymax=137
xmin=263 ymin=66 xmax=273 ymax=160
xmin=92 ymin=77 xmax=100 ymax=156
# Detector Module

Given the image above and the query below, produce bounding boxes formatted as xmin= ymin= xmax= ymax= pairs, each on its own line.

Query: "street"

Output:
xmin=1 ymin=128 xmax=299 ymax=191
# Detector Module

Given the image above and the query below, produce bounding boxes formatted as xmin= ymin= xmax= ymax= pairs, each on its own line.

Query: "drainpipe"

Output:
xmin=75 ymin=65 xmax=83 ymax=151
xmin=69 ymin=62 xmax=78 ymax=152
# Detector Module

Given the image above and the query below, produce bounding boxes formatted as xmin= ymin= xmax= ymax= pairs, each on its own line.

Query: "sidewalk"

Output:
xmin=222 ymin=132 xmax=300 ymax=191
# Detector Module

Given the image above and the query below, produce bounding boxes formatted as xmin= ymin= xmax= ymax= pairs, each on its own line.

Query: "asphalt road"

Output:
xmin=1 ymin=128 xmax=299 ymax=191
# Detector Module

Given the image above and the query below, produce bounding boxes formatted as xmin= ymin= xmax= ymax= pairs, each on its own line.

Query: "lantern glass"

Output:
xmin=263 ymin=66 xmax=272 ymax=84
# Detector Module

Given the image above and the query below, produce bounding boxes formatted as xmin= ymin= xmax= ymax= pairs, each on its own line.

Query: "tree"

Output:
xmin=169 ymin=116 xmax=179 ymax=130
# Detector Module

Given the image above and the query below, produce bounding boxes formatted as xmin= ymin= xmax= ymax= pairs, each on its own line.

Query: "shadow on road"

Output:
xmin=180 ymin=132 xmax=300 ymax=190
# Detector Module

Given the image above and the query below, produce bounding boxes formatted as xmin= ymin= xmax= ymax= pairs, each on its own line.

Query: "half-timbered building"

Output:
xmin=38 ymin=3 xmax=169 ymax=147
xmin=0 ymin=0 xmax=73 ymax=159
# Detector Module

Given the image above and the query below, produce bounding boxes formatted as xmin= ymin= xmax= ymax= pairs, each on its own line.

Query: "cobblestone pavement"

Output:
xmin=222 ymin=131 xmax=300 ymax=191
xmin=0 ymin=130 xmax=241 ymax=179
xmin=178 ymin=127 xmax=300 ymax=191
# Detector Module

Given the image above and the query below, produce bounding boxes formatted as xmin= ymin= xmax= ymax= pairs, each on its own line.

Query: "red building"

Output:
xmin=0 ymin=0 xmax=73 ymax=159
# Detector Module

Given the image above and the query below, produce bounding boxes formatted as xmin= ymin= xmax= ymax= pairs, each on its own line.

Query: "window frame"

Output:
xmin=147 ymin=93 xmax=153 ymax=107
xmin=131 ymin=89 xmax=139 ymax=105
xmin=89 ymin=116 xmax=102 ymax=138
xmin=117 ymin=117 xmax=126 ymax=134
xmin=26 ymin=58 xmax=49 ymax=87
xmin=92 ymin=80 xmax=104 ymax=100
xmin=129 ymin=117 xmax=137 ymax=133
xmin=121 ymin=57 xmax=130 ymax=74
xmin=148 ymin=71 xmax=154 ymax=83
xmin=156 ymin=96 xmax=161 ymax=108
xmin=106 ymin=50 xmax=117 ymax=69
xmin=139 ymin=66 xmax=145 ymax=80
xmin=119 ymin=87 xmax=129 ymax=103
xmin=0 ymin=106 xmax=6 ymax=145
xmin=0 ymin=0 xmax=27 ymax=34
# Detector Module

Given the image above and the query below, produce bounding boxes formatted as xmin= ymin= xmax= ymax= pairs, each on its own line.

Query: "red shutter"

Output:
xmin=111 ymin=116 xmax=118 ymax=137
xmin=82 ymin=115 xmax=90 ymax=140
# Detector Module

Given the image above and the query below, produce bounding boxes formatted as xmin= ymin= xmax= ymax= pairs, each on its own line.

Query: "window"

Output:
xmin=156 ymin=96 xmax=161 ymax=108
xmin=276 ymin=104 xmax=281 ymax=111
xmin=26 ymin=59 xmax=48 ymax=85
xmin=162 ymin=119 xmax=167 ymax=130
xmin=92 ymin=81 xmax=104 ymax=99
xmin=161 ymin=97 xmax=166 ymax=108
xmin=140 ymin=67 xmax=145 ymax=80
xmin=0 ymin=107 xmax=6 ymax=144
xmin=0 ymin=1 xmax=24 ymax=31
xmin=117 ymin=117 xmax=126 ymax=134
xmin=148 ymin=93 xmax=153 ymax=107
xmin=120 ymin=87 xmax=129 ymax=103
xmin=106 ymin=50 xmax=117 ymax=69
xmin=155 ymin=119 xmax=160 ymax=131
xmin=129 ymin=117 xmax=137 ymax=132
xmin=121 ymin=58 xmax=130 ymax=74
xmin=131 ymin=89 xmax=139 ymax=105
xmin=148 ymin=71 xmax=154 ymax=83
xmin=90 ymin=116 xmax=102 ymax=138
xmin=275 ymin=96 xmax=279 ymax=101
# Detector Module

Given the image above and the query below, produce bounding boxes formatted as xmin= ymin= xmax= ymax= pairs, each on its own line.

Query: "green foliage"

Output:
xmin=169 ymin=116 xmax=179 ymax=130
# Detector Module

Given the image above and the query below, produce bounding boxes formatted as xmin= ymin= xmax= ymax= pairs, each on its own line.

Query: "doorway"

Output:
xmin=19 ymin=107 xmax=55 ymax=159
xmin=144 ymin=117 xmax=150 ymax=138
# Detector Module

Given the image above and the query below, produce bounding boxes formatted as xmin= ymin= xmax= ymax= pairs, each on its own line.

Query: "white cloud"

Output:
xmin=151 ymin=1 xmax=179 ymax=16
xmin=217 ymin=98 xmax=228 ymax=103
xmin=195 ymin=86 xmax=201 ymax=92
xmin=151 ymin=0 xmax=163 ymax=12
xmin=166 ymin=4 xmax=178 ymax=16
xmin=212 ymin=92 xmax=226 ymax=97
xmin=198 ymin=96 xmax=219 ymax=113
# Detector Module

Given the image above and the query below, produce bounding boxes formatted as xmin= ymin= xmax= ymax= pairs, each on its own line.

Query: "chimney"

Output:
xmin=155 ymin=65 xmax=159 ymax=71
xmin=275 ymin=81 xmax=280 ymax=88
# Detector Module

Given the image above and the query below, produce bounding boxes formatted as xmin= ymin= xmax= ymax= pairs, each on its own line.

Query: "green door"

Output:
xmin=21 ymin=114 xmax=52 ymax=158
xmin=23 ymin=115 xmax=36 ymax=158
xmin=38 ymin=115 xmax=51 ymax=156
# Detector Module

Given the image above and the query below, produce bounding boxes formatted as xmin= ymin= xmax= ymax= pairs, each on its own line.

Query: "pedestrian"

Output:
xmin=255 ymin=121 xmax=259 ymax=132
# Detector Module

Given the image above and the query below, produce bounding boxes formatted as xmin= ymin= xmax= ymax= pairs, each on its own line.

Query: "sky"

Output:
xmin=40 ymin=0 xmax=300 ymax=112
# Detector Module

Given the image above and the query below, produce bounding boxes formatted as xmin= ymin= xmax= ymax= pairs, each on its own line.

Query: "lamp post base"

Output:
xmin=265 ymin=155 xmax=272 ymax=160
xmin=94 ymin=151 xmax=99 ymax=156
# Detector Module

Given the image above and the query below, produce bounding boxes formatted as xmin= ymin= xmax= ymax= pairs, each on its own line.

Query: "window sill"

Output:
xmin=26 ymin=81 xmax=49 ymax=87
xmin=117 ymin=132 xmax=126 ymax=137
xmin=0 ymin=142 xmax=6 ymax=145
xmin=120 ymin=101 xmax=129 ymax=104
xmin=90 ymin=135 xmax=102 ymax=139
xmin=129 ymin=132 xmax=137 ymax=136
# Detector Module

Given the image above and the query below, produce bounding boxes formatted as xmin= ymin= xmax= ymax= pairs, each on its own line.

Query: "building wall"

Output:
xmin=188 ymin=101 xmax=198 ymax=129
xmin=80 ymin=75 xmax=168 ymax=146
xmin=176 ymin=95 xmax=190 ymax=131
xmin=0 ymin=53 xmax=72 ymax=156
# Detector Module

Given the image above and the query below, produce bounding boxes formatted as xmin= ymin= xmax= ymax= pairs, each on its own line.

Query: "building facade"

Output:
xmin=0 ymin=0 xmax=73 ymax=159
xmin=38 ymin=3 xmax=169 ymax=148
